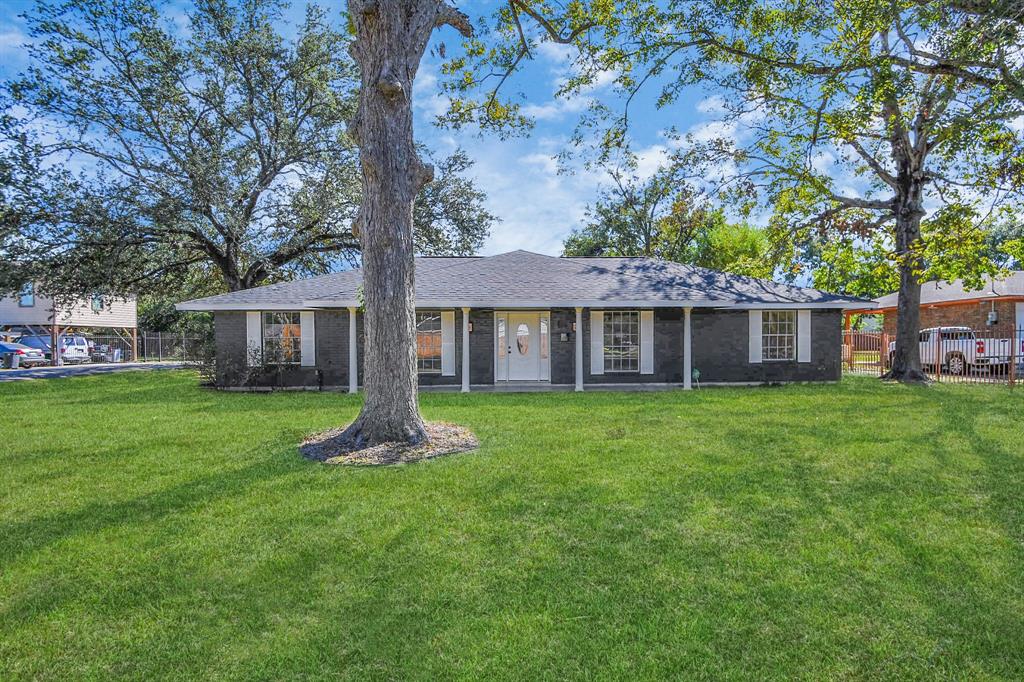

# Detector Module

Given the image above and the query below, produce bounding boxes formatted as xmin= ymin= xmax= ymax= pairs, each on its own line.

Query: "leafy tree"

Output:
xmin=689 ymin=220 xmax=777 ymax=279
xmin=695 ymin=5 xmax=1023 ymax=382
xmin=338 ymin=0 xmax=625 ymax=445
xmin=1 ymin=0 xmax=495 ymax=301
xmin=563 ymin=163 xmax=779 ymax=278
xmin=982 ymin=213 xmax=1024 ymax=269
xmin=444 ymin=0 xmax=1024 ymax=383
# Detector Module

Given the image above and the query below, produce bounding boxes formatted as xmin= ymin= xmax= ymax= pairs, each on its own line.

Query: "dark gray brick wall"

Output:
xmin=214 ymin=311 xmax=247 ymax=386
xmin=550 ymin=308 xmax=577 ymax=384
xmin=315 ymin=310 xmax=347 ymax=387
xmin=580 ymin=308 xmax=683 ymax=384
xmin=214 ymin=311 xmax=320 ymax=388
xmin=469 ymin=309 xmax=495 ymax=385
xmin=691 ymin=309 xmax=841 ymax=383
xmin=213 ymin=306 xmax=842 ymax=388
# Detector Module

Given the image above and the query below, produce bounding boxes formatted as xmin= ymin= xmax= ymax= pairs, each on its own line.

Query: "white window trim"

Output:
xmin=440 ymin=310 xmax=456 ymax=376
xmin=797 ymin=309 xmax=811 ymax=363
xmin=639 ymin=310 xmax=654 ymax=375
xmin=749 ymin=310 xmax=762 ymax=363
xmin=590 ymin=310 xmax=604 ymax=375
xmin=299 ymin=311 xmax=316 ymax=366
xmin=245 ymin=311 xmax=262 ymax=367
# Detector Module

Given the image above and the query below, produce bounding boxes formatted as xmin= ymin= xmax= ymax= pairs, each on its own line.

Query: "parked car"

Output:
xmin=888 ymin=326 xmax=1013 ymax=375
xmin=15 ymin=334 xmax=93 ymax=365
xmin=0 ymin=341 xmax=49 ymax=368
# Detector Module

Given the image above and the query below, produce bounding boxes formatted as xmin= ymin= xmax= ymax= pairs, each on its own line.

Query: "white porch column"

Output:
xmin=683 ymin=307 xmax=693 ymax=390
xmin=461 ymin=307 xmax=471 ymax=393
xmin=575 ymin=307 xmax=584 ymax=392
xmin=348 ymin=306 xmax=358 ymax=394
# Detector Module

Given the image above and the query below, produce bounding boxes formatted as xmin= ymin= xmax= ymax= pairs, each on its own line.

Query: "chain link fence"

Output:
xmin=90 ymin=332 xmax=208 ymax=363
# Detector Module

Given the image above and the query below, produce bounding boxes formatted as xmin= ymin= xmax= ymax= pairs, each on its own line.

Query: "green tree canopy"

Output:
xmin=562 ymin=160 xmax=780 ymax=278
xmin=0 ymin=0 xmax=496 ymax=300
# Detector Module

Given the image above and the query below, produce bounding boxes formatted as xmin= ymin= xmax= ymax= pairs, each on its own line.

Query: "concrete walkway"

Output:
xmin=0 ymin=362 xmax=185 ymax=382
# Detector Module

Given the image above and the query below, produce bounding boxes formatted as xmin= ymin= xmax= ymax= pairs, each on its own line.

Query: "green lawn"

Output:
xmin=1 ymin=372 xmax=1022 ymax=680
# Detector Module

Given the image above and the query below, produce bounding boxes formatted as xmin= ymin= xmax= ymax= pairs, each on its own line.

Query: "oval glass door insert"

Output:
xmin=516 ymin=323 xmax=530 ymax=355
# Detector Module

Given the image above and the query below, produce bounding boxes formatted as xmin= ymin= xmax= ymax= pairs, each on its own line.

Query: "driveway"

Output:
xmin=0 ymin=362 xmax=185 ymax=382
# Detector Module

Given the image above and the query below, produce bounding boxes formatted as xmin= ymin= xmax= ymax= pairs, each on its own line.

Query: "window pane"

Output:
xmin=18 ymin=283 xmax=34 ymax=307
xmin=762 ymin=310 xmax=796 ymax=361
xmin=416 ymin=312 xmax=442 ymax=373
xmin=516 ymin=323 xmax=530 ymax=355
xmin=603 ymin=311 xmax=640 ymax=372
xmin=497 ymin=316 xmax=506 ymax=359
xmin=540 ymin=316 xmax=549 ymax=360
xmin=263 ymin=311 xmax=301 ymax=364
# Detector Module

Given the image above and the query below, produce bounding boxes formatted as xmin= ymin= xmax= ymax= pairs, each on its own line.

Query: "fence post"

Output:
xmin=1010 ymin=328 xmax=1017 ymax=389
xmin=881 ymin=332 xmax=888 ymax=375
xmin=935 ymin=330 xmax=941 ymax=382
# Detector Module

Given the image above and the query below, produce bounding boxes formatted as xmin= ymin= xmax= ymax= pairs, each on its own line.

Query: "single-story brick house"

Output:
xmin=177 ymin=250 xmax=867 ymax=391
xmin=853 ymin=272 xmax=1024 ymax=336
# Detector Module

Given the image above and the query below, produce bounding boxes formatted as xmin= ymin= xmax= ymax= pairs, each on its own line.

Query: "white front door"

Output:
xmin=508 ymin=312 xmax=541 ymax=380
xmin=495 ymin=311 xmax=551 ymax=382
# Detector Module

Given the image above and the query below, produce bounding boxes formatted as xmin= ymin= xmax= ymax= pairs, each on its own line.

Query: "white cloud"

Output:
xmin=413 ymin=67 xmax=453 ymax=119
xmin=0 ymin=27 xmax=30 ymax=63
xmin=442 ymin=136 xmax=611 ymax=255
xmin=696 ymin=95 xmax=727 ymax=114
xmin=687 ymin=119 xmax=738 ymax=143
xmin=633 ymin=144 xmax=670 ymax=180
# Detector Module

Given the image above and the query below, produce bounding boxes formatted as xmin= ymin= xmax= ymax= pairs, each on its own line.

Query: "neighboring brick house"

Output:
xmin=860 ymin=273 xmax=1024 ymax=337
xmin=178 ymin=250 xmax=868 ymax=391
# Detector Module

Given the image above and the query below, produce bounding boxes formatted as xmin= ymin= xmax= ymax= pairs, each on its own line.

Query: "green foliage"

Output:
xmin=563 ymin=162 xmax=779 ymax=277
xmin=689 ymin=220 xmax=777 ymax=278
xmin=812 ymin=238 xmax=899 ymax=299
xmin=436 ymin=0 xmax=1023 ymax=301
xmin=1 ymin=0 xmax=496 ymax=300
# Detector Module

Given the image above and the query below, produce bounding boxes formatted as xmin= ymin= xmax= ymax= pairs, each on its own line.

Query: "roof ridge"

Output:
xmin=565 ymin=255 xmax=852 ymax=300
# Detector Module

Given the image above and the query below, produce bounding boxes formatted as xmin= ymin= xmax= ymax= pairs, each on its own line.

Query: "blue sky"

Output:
xmin=0 ymin=0 xmax=724 ymax=256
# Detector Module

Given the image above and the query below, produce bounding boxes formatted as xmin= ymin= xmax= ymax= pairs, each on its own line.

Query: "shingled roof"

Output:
xmin=178 ymin=250 xmax=868 ymax=311
xmin=867 ymin=272 xmax=1024 ymax=310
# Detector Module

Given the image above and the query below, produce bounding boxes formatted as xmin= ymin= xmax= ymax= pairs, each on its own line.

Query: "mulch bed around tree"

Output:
xmin=300 ymin=421 xmax=478 ymax=466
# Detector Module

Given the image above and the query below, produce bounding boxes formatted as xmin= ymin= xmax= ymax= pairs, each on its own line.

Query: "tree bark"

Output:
xmin=882 ymin=162 xmax=929 ymax=383
xmin=339 ymin=0 xmax=472 ymax=446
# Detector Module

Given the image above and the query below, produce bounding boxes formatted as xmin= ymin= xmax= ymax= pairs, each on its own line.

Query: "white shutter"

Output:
xmin=300 ymin=311 xmax=316 ymax=366
xmin=797 ymin=309 xmax=812 ymax=363
xmin=640 ymin=310 xmax=654 ymax=374
xmin=748 ymin=310 xmax=762 ymax=364
xmin=245 ymin=311 xmax=262 ymax=367
xmin=590 ymin=310 xmax=604 ymax=375
xmin=1017 ymin=303 xmax=1024 ymax=363
xmin=441 ymin=310 xmax=456 ymax=376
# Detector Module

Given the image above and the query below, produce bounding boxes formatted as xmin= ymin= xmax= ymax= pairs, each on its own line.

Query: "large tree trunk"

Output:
xmin=882 ymin=169 xmax=929 ymax=383
xmin=340 ymin=0 xmax=472 ymax=446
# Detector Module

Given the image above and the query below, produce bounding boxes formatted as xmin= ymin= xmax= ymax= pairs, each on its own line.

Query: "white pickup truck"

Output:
xmin=889 ymin=326 xmax=1013 ymax=375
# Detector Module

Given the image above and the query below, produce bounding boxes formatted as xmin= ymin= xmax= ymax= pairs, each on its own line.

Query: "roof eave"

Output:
xmin=175 ymin=301 xmax=323 ymax=312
